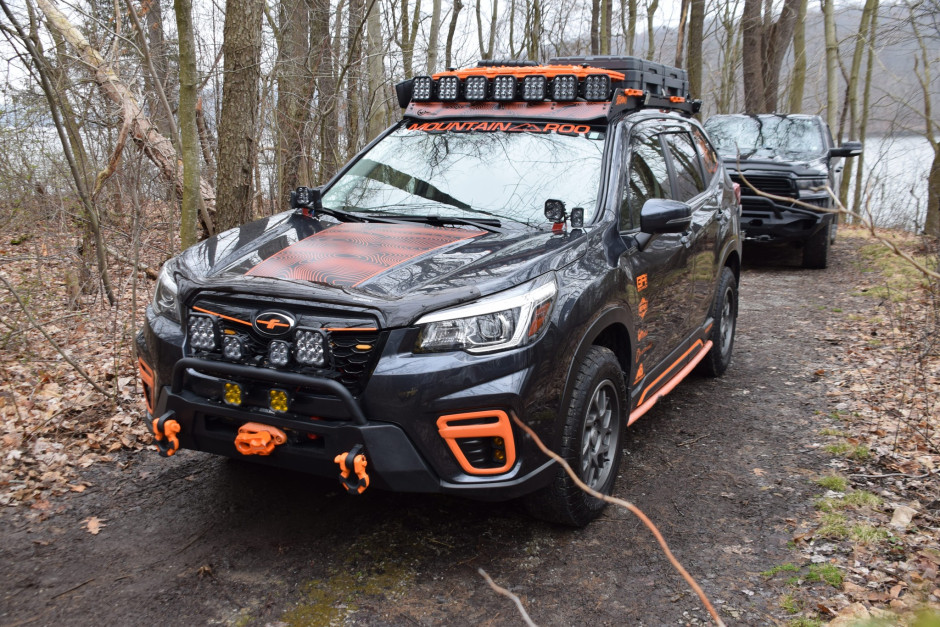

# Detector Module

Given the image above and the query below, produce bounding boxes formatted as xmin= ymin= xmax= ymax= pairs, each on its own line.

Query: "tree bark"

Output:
xmin=686 ymin=0 xmax=703 ymax=97
xmin=674 ymin=0 xmax=689 ymax=67
xmin=275 ymin=0 xmax=312 ymax=208
xmin=822 ymin=0 xmax=839 ymax=129
xmin=590 ymin=0 xmax=599 ymax=54
xmin=346 ymin=0 xmax=364 ymax=159
xmin=427 ymin=0 xmax=442 ymax=73
xmin=838 ymin=0 xmax=877 ymax=206
xmin=786 ymin=0 xmax=807 ymax=112
xmin=622 ymin=0 xmax=637 ymax=56
xmin=445 ymin=0 xmax=463 ymax=68
xmin=645 ymin=0 xmax=659 ymax=61
xmin=314 ymin=0 xmax=340 ymax=180
xmin=366 ymin=0 xmax=386 ymax=141
xmin=852 ymin=4 xmax=877 ymax=217
xmin=175 ymin=0 xmax=202 ymax=246
xmin=742 ymin=0 xmax=800 ymax=112
xmin=601 ymin=0 xmax=612 ymax=54
xmin=216 ymin=0 xmax=263 ymax=232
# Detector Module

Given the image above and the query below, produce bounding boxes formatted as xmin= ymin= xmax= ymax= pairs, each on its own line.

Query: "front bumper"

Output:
xmin=139 ymin=339 xmax=560 ymax=500
xmin=740 ymin=195 xmax=832 ymax=244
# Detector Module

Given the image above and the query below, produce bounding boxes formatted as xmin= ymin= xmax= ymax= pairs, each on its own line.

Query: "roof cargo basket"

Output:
xmin=548 ymin=55 xmax=690 ymax=100
xmin=476 ymin=59 xmax=538 ymax=67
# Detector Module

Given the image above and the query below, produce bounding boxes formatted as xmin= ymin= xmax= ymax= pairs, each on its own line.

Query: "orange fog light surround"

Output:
xmin=436 ymin=410 xmax=516 ymax=475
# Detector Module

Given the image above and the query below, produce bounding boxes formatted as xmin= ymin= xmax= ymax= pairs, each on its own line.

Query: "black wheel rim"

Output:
xmin=580 ymin=380 xmax=620 ymax=490
xmin=719 ymin=284 xmax=735 ymax=357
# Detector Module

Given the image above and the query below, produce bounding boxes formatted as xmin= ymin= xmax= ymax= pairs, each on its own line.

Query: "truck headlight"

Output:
xmin=796 ymin=178 xmax=827 ymax=191
xmin=415 ymin=275 xmax=557 ymax=354
xmin=152 ymin=260 xmax=180 ymax=322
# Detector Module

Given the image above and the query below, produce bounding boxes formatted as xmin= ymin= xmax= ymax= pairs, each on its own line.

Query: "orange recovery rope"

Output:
xmin=235 ymin=422 xmax=287 ymax=456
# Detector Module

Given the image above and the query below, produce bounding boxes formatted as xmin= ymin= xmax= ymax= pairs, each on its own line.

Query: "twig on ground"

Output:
xmin=478 ymin=568 xmax=538 ymax=627
xmin=850 ymin=469 xmax=937 ymax=479
xmin=511 ymin=413 xmax=726 ymax=627
xmin=0 ymin=273 xmax=112 ymax=398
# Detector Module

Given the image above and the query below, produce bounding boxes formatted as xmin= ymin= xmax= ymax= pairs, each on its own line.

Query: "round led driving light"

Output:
xmin=294 ymin=329 xmax=326 ymax=366
xmin=222 ymin=335 xmax=244 ymax=361
xmin=188 ymin=314 xmax=217 ymax=351
xmin=464 ymin=76 xmax=488 ymax=101
xmin=268 ymin=340 xmax=290 ymax=367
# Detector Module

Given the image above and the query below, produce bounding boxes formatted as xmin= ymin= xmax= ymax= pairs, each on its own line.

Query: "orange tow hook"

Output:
xmin=334 ymin=444 xmax=369 ymax=495
xmin=234 ymin=423 xmax=287 ymax=455
xmin=152 ymin=413 xmax=181 ymax=457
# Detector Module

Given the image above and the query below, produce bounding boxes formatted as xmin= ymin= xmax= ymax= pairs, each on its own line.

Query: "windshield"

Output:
xmin=704 ymin=116 xmax=827 ymax=160
xmin=322 ymin=124 xmax=608 ymax=226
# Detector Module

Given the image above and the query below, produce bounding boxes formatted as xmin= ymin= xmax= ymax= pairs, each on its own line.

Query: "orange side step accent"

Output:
xmin=235 ymin=423 xmax=287 ymax=456
xmin=629 ymin=340 xmax=713 ymax=426
xmin=138 ymin=358 xmax=155 ymax=414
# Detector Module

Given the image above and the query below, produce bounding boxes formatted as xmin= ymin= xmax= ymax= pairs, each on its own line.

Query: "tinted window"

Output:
xmin=664 ymin=132 xmax=705 ymax=201
xmin=691 ymin=127 xmax=719 ymax=177
xmin=620 ymin=132 xmax=672 ymax=231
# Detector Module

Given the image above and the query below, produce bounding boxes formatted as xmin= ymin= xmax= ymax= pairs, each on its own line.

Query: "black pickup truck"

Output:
xmin=138 ymin=57 xmax=742 ymax=526
xmin=704 ymin=114 xmax=861 ymax=268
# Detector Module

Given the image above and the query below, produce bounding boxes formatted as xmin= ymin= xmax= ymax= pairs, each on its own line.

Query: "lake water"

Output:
xmin=852 ymin=134 xmax=936 ymax=232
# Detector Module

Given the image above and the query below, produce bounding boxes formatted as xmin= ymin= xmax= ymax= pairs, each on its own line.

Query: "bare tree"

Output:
xmin=216 ymin=0 xmax=263 ymax=231
xmin=741 ymin=0 xmax=801 ymax=112
xmin=175 ymin=0 xmax=201 ymax=246
xmin=821 ymin=0 xmax=839 ymax=128
xmin=686 ymin=0 xmax=704 ymax=96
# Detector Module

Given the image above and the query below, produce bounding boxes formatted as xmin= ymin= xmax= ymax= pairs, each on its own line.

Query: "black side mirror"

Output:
xmin=290 ymin=186 xmax=323 ymax=210
xmin=640 ymin=199 xmax=693 ymax=234
xmin=830 ymin=141 xmax=863 ymax=158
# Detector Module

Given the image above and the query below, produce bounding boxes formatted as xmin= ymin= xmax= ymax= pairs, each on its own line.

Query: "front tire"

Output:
xmin=802 ymin=223 xmax=830 ymax=269
xmin=524 ymin=346 xmax=627 ymax=527
xmin=697 ymin=266 xmax=738 ymax=377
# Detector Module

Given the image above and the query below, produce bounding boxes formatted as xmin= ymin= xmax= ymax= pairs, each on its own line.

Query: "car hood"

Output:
xmin=174 ymin=211 xmax=587 ymax=327
xmin=720 ymin=155 xmax=829 ymax=178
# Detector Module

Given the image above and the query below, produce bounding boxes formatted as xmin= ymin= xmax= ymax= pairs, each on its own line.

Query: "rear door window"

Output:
xmin=663 ymin=131 xmax=706 ymax=201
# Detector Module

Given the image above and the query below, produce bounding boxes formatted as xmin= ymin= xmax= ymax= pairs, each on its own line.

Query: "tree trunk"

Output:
xmin=838 ymin=0 xmax=877 ymax=205
xmin=822 ymin=0 xmax=839 ymax=129
xmin=645 ymin=0 xmax=658 ymax=61
xmin=601 ymin=0 xmax=612 ymax=54
xmin=526 ymin=0 xmax=540 ymax=60
xmin=686 ymin=0 xmax=703 ymax=98
xmin=427 ymin=0 xmax=442 ymax=73
xmin=314 ymin=0 xmax=340 ymax=180
xmin=445 ymin=0 xmax=464 ymax=68
xmin=622 ymin=0 xmax=637 ymax=56
xmin=852 ymin=4 xmax=877 ymax=217
xmin=346 ymin=0 xmax=364 ymax=159
xmin=366 ymin=0 xmax=387 ymax=141
xmin=927 ymin=148 xmax=940 ymax=237
xmin=742 ymin=0 xmax=799 ymax=112
xmin=175 ymin=0 xmax=201 ymax=246
xmin=590 ymin=0 xmax=599 ymax=54
xmin=674 ymin=0 xmax=689 ymax=67
xmin=786 ymin=0 xmax=807 ymax=112
xmin=275 ymin=0 xmax=311 ymax=208
xmin=216 ymin=0 xmax=263 ymax=232
xmin=741 ymin=0 xmax=764 ymax=112
xmin=141 ymin=0 xmax=172 ymax=139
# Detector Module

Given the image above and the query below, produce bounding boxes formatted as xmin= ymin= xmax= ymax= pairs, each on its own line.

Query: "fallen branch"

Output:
xmin=106 ymin=246 xmax=158 ymax=279
xmin=511 ymin=413 xmax=726 ymax=627
xmin=478 ymin=569 xmax=537 ymax=627
xmin=0 ymin=273 xmax=112 ymax=399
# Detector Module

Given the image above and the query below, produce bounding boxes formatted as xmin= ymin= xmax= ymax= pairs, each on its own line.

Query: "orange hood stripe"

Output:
xmin=246 ymin=223 xmax=485 ymax=287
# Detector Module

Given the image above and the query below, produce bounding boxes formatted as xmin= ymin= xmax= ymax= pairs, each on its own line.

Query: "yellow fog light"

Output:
xmin=269 ymin=389 xmax=289 ymax=413
xmin=492 ymin=436 xmax=505 ymax=449
xmin=223 ymin=382 xmax=243 ymax=406
xmin=493 ymin=448 xmax=506 ymax=462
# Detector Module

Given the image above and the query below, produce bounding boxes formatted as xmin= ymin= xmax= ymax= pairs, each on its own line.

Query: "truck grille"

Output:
xmin=186 ymin=297 xmax=384 ymax=396
xmin=730 ymin=175 xmax=797 ymax=198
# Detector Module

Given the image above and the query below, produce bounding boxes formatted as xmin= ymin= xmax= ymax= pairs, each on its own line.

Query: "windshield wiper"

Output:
xmin=378 ymin=214 xmax=508 ymax=234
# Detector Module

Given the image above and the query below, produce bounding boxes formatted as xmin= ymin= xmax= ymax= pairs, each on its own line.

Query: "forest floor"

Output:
xmin=0 ymin=223 xmax=938 ymax=626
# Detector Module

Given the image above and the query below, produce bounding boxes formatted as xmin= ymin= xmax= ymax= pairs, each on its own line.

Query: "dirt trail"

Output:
xmin=0 ymin=241 xmax=860 ymax=626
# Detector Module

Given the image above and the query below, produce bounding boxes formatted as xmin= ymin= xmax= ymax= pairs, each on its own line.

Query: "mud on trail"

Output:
xmin=0 ymin=241 xmax=865 ymax=626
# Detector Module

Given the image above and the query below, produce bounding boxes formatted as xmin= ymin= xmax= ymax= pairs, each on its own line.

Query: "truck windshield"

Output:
xmin=322 ymin=125 xmax=607 ymax=226
xmin=704 ymin=116 xmax=826 ymax=161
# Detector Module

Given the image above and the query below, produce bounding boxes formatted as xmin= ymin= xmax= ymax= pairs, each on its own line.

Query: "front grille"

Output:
xmin=186 ymin=297 xmax=384 ymax=397
xmin=731 ymin=175 xmax=797 ymax=198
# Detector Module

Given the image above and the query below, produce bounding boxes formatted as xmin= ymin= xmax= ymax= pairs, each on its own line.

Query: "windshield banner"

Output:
xmin=406 ymin=121 xmax=594 ymax=135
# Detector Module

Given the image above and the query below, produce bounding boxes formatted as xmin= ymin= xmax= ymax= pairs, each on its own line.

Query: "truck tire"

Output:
xmin=802 ymin=224 xmax=830 ymax=269
xmin=524 ymin=346 xmax=626 ymax=527
xmin=697 ymin=266 xmax=738 ymax=377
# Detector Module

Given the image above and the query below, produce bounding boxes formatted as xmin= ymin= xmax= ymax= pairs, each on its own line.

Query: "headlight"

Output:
xmin=415 ymin=275 xmax=557 ymax=354
xmin=152 ymin=260 xmax=180 ymax=322
xmin=796 ymin=178 xmax=827 ymax=191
